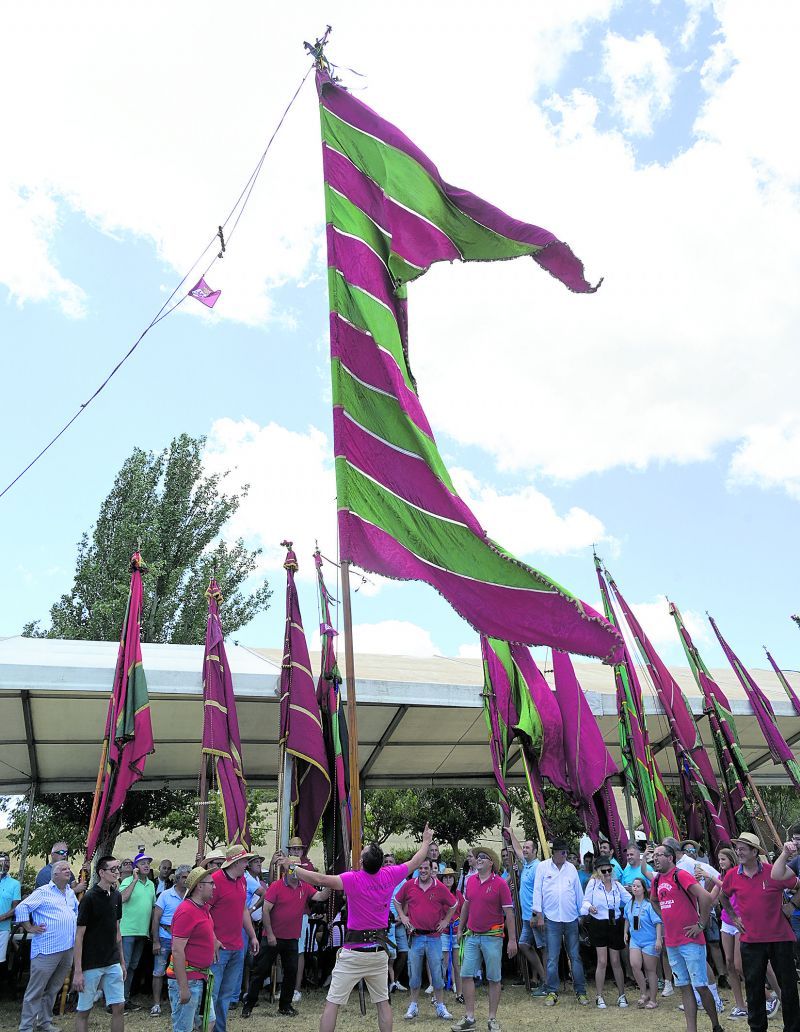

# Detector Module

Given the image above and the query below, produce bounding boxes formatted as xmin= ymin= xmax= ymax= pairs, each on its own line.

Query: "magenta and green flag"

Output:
xmin=710 ymin=615 xmax=800 ymax=789
xmin=318 ymin=67 xmax=622 ymax=665
xmin=279 ymin=546 xmax=331 ymax=848
xmin=551 ymin=650 xmax=628 ymax=854
xmin=314 ymin=550 xmax=352 ymax=873
xmin=86 ymin=552 xmax=154 ymax=859
xmin=201 ymin=579 xmax=250 ymax=847
xmin=595 ymin=557 xmax=678 ymax=843
xmin=764 ymin=647 xmax=800 ymax=718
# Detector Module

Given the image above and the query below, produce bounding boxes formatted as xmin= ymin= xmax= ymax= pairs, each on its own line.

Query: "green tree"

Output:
xmin=509 ymin=783 xmax=584 ymax=847
xmin=23 ymin=433 xmax=271 ymax=643
xmin=404 ymin=788 xmax=497 ymax=867
xmin=758 ymin=786 xmax=800 ymax=838
xmin=155 ymin=789 xmax=275 ymax=851
xmin=363 ymin=789 xmax=416 ymax=845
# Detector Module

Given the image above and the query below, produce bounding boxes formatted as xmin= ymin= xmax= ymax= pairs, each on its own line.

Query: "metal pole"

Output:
xmin=18 ymin=782 xmax=36 ymax=882
xmin=197 ymin=755 xmax=209 ymax=863
xmin=623 ymin=778 xmax=635 ymax=842
xmin=279 ymin=748 xmax=293 ymax=855
xmin=341 ymin=560 xmax=362 ymax=868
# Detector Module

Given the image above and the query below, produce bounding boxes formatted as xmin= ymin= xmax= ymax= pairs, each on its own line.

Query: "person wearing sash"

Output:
xmin=167 ymin=867 xmax=217 ymax=1032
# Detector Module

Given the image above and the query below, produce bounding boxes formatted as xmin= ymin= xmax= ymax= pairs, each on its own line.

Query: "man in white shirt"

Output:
xmin=531 ymin=839 xmax=588 ymax=1007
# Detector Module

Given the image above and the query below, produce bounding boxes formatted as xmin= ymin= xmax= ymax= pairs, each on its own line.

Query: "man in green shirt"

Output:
xmin=119 ymin=852 xmax=156 ymax=1007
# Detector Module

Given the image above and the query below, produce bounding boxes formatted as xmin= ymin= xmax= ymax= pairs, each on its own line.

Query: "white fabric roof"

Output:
xmin=0 ymin=636 xmax=798 ymax=794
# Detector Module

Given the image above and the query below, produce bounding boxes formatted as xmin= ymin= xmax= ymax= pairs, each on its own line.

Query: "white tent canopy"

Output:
xmin=1 ymin=635 xmax=799 ymax=796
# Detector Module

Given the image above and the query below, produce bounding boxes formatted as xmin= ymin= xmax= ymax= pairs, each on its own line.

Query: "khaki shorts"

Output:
xmin=327 ymin=947 xmax=389 ymax=1005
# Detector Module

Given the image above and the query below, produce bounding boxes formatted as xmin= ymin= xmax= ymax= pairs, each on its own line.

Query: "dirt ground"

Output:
xmin=0 ymin=983 xmax=714 ymax=1032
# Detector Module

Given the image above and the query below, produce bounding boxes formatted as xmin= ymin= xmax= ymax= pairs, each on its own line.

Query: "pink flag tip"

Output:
xmin=189 ymin=277 xmax=221 ymax=308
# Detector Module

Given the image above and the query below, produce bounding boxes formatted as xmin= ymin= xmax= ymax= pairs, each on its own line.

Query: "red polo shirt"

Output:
xmin=263 ymin=879 xmax=316 ymax=939
xmin=721 ymin=862 xmax=799 ymax=944
xmin=395 ymin=878 xmax=455 ymax=937
xmin=464 ymin=872 xmax=513 ymax=933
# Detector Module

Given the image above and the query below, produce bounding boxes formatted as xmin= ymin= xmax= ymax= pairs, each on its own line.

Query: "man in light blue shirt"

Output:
xmin=619 ymin=842 xmax=654 ymax=889
xmin=507 ymin=829 xmax=545 ymax=989
xmin=15 ymin=860 xmax=78 ymax=1032
xmin=531 ymin=840 xmax=588 ymax=1006
xmin=0 ymin=852 xmax=22 ymax=974
xmin=597 ymin=840 xmax=624 ymax=880
xmin=149 ymin=864 xmax=190 ymax=1016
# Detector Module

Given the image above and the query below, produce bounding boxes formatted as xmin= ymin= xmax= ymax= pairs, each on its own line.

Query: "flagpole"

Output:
xmin=197 ymin=755 xmax=209 ymax=862
xmin=340 ymin=560 xmax=362 ymax=868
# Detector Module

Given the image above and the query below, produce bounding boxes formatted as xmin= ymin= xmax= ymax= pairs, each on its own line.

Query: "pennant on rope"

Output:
xmin=710 ymin=615 xmax=800 ymax=789
xmin=188 ymin=277 xmax=221 ymax=308
xmin=86 ymin=552 xmax=154 ymax=859
xmin=594 ymin=557 xmax=679 ymax=842
xmin=551 ymin=650 xmax=628 ymax=855
xmin=606 ymin=570 xmax=730 ymax=848
xmin=317 ymin=66 xmax=622 ymax=664
xmin=201 ymin=579 xmax=250 ymax=847
xmin=279 ymin=545 xmax=331 ymax=847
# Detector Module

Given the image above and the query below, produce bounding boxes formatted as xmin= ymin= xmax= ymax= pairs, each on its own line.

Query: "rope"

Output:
xmin=0 ymin=60 xmax=315 ymax=504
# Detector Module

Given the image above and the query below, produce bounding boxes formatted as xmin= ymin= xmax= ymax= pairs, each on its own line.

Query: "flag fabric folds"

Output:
xmin=201 ymin=579 xmax=250 ymax=847
xmin=279 ymin=546 xmax=331 ymax=848
xmin=765 ymin=648 xmax=800 ymax=718
xmin=314 ymin=550 xmax=352 ymax=873
xmin=86 ymin=552 xmax=154 ymax=859
xmin=188 ymin=277 xmax=221 ymax=308
xmin=551 ymin=650 xmax=628 ymax=854
xmin=710 ymin=615 xmax=800 ymax=789
xmin=318 ymin=68 xmax=622 ymax=664
xmin=595 ymin=558 xmax=678 ymax=843
xmin=606 ymin=570 xmax=729 ymax=847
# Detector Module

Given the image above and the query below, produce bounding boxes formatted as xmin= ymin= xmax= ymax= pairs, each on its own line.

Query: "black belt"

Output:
xmin=348 ymin=945 xmax=383 ymax=953
xmin=410 ymin=929 xmax=437 ymax=936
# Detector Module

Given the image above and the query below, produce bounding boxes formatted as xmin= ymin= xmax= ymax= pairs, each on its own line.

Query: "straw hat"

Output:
xmin=185 ymin=866 xmax=213 ymax=896
xmin=440 ymin=867 xmax=457 ymax=878
xmin=288 ymin=837 xmax=305 ymax=848
xmin=474 ymin=847 xmax=499 ymax=870
xmin=731 ymin=832 xmax=761 ymax=851
xmin=200 ymin=847 xmax=227 ymax=869
xmin=221 ymin=844 xmax=257 ymax=869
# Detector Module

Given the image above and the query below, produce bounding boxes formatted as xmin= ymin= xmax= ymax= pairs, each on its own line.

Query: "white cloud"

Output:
xmin=349 ymin=620 xmax=440 ymax=656
xmin=630 ymin=594 xmax=709 ymax=650
xmin=457 ymin=642 xmax=482 ymax=659
xmin=451 ymin=467 xmax=612 ymax=556
xmin=602 ymin=31 xmax=675 ymax=135
xmin=728 ymin=420 xmax=800 ymax=500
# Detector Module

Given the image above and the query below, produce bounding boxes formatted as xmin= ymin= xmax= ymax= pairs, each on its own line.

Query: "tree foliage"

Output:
xmin=363 ymin=789 xmax=416 ymax=845
xmin=403 ymin=787 xmax=497 ymax=866
xmin=23 ymin=433 xmax=271 ymax=643
xmin=509 ymin=783 xmax=585 ymax=847
xmin=758 ymin=786 xmax=800 ymax=838
xmin=156 ymin=789 xmax=275 ymax=850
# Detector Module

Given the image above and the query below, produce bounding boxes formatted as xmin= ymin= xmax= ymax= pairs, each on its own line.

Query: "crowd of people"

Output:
xmin=2 ymin=823 xmax=800 ymax=1032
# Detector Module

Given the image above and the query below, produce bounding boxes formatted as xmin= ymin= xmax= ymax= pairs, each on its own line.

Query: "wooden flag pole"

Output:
xmin=341 ymin=560 xmax=362 ymax=868
xmin=197 ymin=754 xmax=209 ymax=863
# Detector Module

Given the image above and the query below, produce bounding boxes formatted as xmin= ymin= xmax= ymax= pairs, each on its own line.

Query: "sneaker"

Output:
xmin=596 ymin=996 xmax=607 ymax=1009
xmin=292 ymin=990 xmax=302 ymax=1004
xmin=487 ymin=1021 xmax=501 ymax=1032
xmin=150 ymin=1005 xmax=161 ymax=1017
xmin=451 ymin=1019 xmax=476 ymax=1032
xmin=729 ymin=1007 xmax=748 ymax=1019
xmin=618 ymin=995 xmax=629 ymax=1008
xmin=278 ymin=1006 xmax=298 ymax=1017
xmin=767 ymin=996 xmax=780 ymax=1018
xmin=394 ymin=982 xmax=408 ymax=992
xmin=426 ymin=986 xmax=435 ymax=995
xmin=405 ymin=1003 xmax=419 ymax=1021
xmin=544 ymin=993 xmax=558 ymax=1007
xmin=455 ymin=994 xmax=465 ymax=1005
xmin=577 ymin=995 xmax=590 ymax=1006
xmin=241 ymin=1002 xmax=254 ymax=1019
xmin=661 ymin=981 xmax=674 ymax=998
xmin=436 ymin=1003 xmax=454 ymax=1020
xmin=531 ymin=986 xmax=549 ymax=998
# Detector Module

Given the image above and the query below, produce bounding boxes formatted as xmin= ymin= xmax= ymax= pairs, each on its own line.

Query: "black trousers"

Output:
xmin=740 ymin=939 xmax=800 ymax=1032
xmin=245 ymin=938 xmax=299 ymax=1012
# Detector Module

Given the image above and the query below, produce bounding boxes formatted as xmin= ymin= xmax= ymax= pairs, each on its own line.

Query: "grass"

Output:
xmin=0 ymin=982 xmax=706 ymax=1031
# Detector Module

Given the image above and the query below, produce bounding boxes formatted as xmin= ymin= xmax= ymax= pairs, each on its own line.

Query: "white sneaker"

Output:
xmin=393 ymin=982 xmax=408 ymax=992
xmin=292 ymin=990 xmax=302 ymax=1004
xmin=405 ymin=1003 xmax=419 ymax=1020
xmin=596 ymin=996 xmax=607 ymax=1009
xmin=425 ymin=985 xmax=434 ymax=995
xmin=767 ymin=996 xmax=780 ymax=1018
xmin=149 ymin=1005 xmax=161 ymax=1016
xmin=729 ymin=1007 xmax=748 ymax=1019
xmin=661 ymin=981 xmax=674 ymax=998
xmin=618 ymin=994 xmax=629 ymax=1008
xmin=436 ymin=1003 xmax=454 ymax=1020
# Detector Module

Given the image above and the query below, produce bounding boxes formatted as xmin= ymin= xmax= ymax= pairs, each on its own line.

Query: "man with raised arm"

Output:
xmin=277 ymin=823 xmax=434 ymax=1032
xmin=505 ymin=827 xmax=545 ymax=991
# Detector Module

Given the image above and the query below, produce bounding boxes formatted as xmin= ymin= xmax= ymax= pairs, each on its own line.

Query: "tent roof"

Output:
xmin=1 ymin=636 xmax=798 ymax=794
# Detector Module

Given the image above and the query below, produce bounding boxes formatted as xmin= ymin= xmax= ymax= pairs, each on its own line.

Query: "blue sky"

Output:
xmin=2 ymin=1 xmax=799 ymax=677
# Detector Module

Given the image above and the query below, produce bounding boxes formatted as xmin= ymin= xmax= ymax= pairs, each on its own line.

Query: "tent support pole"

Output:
xmin=197 ymin=755 xmax=209 ymax=863
xmin=341 ymin=560 xmax=362 ymax=868
xmin=623 ymin=778 xmax=635 ymax=841
xmin=18 ymin=782 xmax=36 ymax=881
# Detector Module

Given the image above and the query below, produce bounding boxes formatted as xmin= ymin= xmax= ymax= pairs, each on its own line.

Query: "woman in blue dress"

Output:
xmin=623 ymin=876 xmax=662 ymax=1009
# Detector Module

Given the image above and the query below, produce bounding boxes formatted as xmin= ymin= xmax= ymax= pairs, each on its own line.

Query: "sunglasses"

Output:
xmin=476 ymin=854 xmax=491 ymax=861
xmin=103 ymin=866 xmax=120 ymax=873
xmin=600 ymin=867 xmax=613 ymax=874
xmin=54 ymin=849 xmax=69 ymax=856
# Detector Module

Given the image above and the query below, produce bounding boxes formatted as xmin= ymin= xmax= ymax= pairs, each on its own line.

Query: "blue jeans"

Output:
xmin=210 ymin=947 xmax=245 ymax=1032
xmin=544 ymin=918 xmax=585 ymax=995
xmin=408 ymin=935 xmax=445 ymax=990
xmin=121 ymin=936 xmax=147 ymax=1000
xmin=167 ymin=978 xmax=214 ymax=1032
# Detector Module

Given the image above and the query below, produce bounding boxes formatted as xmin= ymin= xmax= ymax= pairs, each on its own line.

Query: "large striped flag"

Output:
xmin=201 ymin=579 xmax=249 ymax=847
xmin=606 ymin=571 xmax=730 ymax=848
xmin=86 ymin=552 xmax=154 ymax=859
xmin=710 ymin=615 xmax=800 ymax=789
xmin=318 ymin=68 xmax=622 ymax=664
xmin=594 ymin=557 xmax=678 ymax=842
xmin=551 ymin=650 xmax=628 ymax=855
xmin=279 ymin=546 xmax=331 ymax=848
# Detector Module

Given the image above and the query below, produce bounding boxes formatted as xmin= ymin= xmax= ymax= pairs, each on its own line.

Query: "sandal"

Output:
xmin=645 ymin=1001 xmax=658 ymax=1010
xmin=637 ymin=996 xmax=647 ymax=1008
